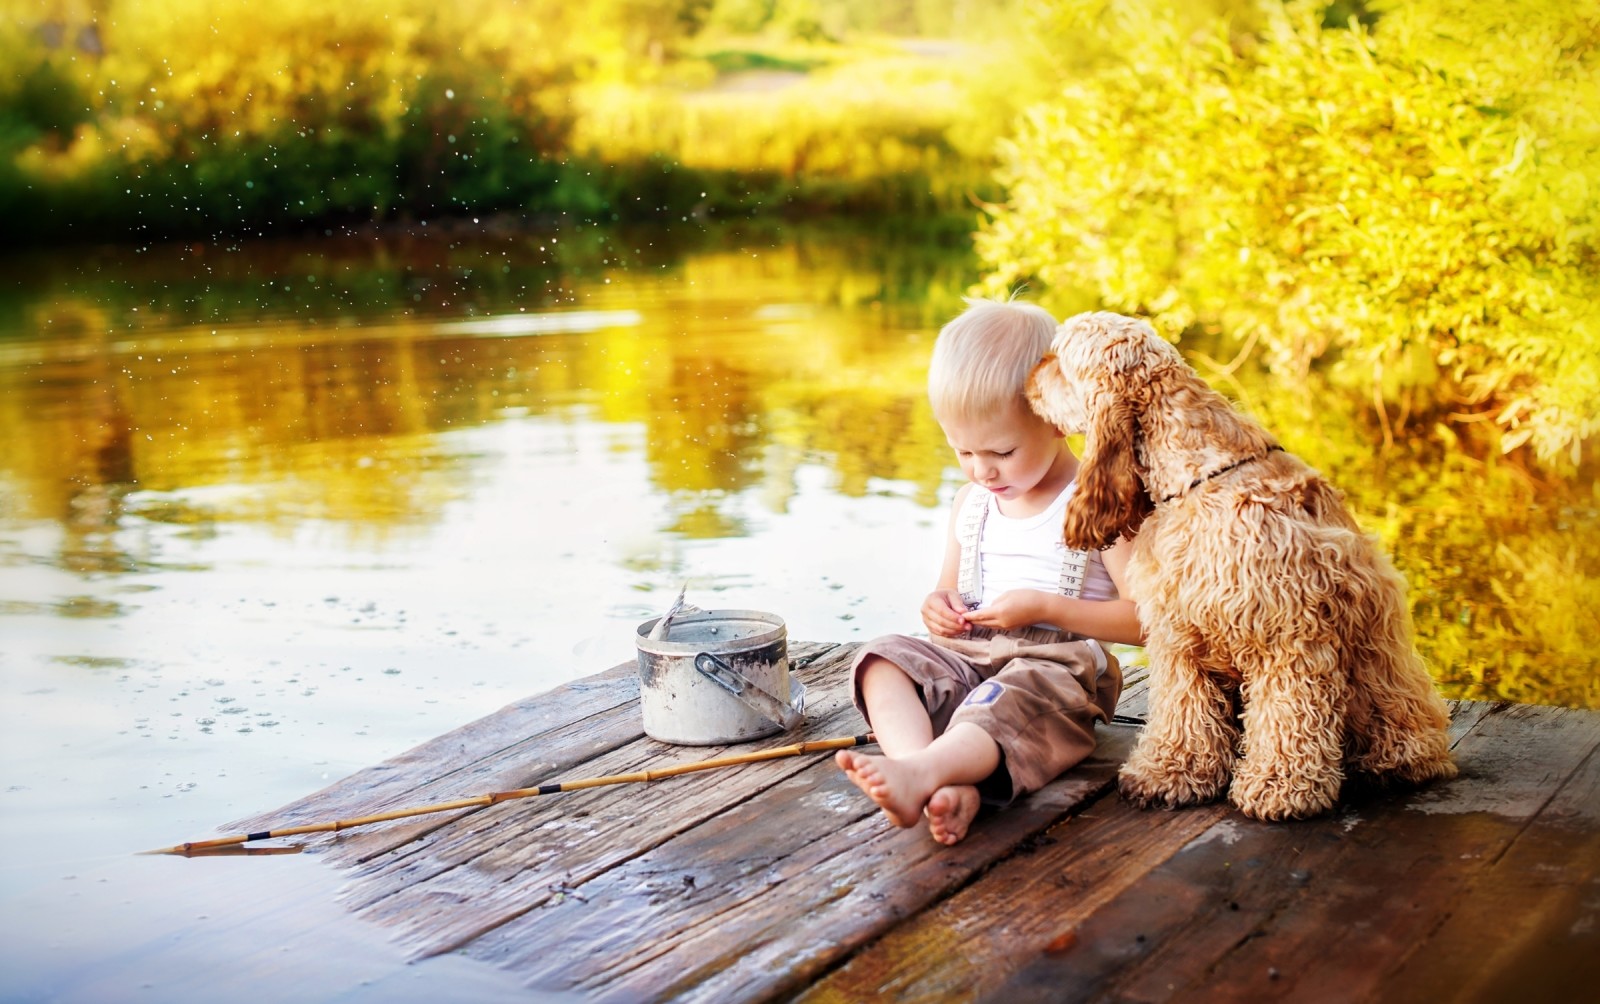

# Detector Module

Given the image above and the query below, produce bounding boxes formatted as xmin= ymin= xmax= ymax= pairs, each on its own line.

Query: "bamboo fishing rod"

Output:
xmin=142 ymin=733 xmax=876 ymax=857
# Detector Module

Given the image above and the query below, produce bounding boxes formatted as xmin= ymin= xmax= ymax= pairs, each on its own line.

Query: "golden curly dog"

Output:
xmin=1027 ymin=311 xmax=1456 ymax=820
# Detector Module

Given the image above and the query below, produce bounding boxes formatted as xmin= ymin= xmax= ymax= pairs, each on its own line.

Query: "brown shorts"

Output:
xmin=849 ymin=626 xmax=1122 ymax=805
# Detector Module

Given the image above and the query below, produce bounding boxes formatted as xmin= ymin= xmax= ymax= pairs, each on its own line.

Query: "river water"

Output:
xmin=0 ymin=218 xmax=1592 ymax=1000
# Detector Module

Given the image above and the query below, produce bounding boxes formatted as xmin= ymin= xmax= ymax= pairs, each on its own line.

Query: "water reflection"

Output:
xmin=0 ymin=224 xmax=956 ymax=546
xmin=1 ymin=221 xmax=1595 ymax=713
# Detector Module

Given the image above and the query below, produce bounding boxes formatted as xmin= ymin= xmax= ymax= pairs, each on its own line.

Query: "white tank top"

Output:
xmin=956 ymin=481 xmax=1118 ymax=612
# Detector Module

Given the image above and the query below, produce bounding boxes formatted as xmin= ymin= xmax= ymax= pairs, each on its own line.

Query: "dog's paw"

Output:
xmin=1117 ymin=761 xmax=1228 ymax=810
xmin=1351 ymin=735 xmax=1459 ymax=788
xmin=1228 ymin=766 xmax=1339 ymax=821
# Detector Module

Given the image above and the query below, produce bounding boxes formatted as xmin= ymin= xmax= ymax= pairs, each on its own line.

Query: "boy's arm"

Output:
xmin=921 ymin=484 xmax=972 ymax=637
xmin=964 ymin=536 xmax=1146 ymax=645
xmin=1033 ymin=595 xmax=1144 ymax=646
xmin=1084 ymin=536 xmax=1145 ymax=644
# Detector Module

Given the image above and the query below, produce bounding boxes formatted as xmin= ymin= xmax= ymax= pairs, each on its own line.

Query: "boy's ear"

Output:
xmin=1063 ymin=392 xmax=1152 ymax=550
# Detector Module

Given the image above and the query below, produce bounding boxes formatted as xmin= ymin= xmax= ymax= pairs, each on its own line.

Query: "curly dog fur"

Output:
xmin=1027 ymin=311 xmax=1456 ymax=820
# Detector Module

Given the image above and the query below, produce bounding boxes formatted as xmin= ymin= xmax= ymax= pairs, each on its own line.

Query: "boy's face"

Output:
xmin=939 ymin=401 xmax=1066 ymax=503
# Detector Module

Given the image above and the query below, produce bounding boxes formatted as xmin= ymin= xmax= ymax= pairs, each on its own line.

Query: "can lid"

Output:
xmin=635 ymin=609 xmax=786 ymax=654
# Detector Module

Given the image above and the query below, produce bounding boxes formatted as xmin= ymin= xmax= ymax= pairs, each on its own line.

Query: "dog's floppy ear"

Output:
xmin=1063 ymin=388 xmax=1153 ymax=550
xmin=1025 ymin=354 xmax=1071 ymax=428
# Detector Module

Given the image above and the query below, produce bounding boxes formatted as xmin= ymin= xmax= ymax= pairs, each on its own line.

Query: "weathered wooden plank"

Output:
xmin=462 ymin=736 xmax=1125 ymax=1001
xmin=1175 ymin=702 xmax=1600 ymax=1004
xmin=326 ymin=645 xmax=866 ymax=954
xmin=342 ymin=690 xmax=868 ymax=941
xmin=984 ymin=702 xmax=1600 ymax=1004
xmin=1370 ymin=710 xmax=1600 ymax=1003
xmin=1442 ymin=696 xmax=1498 ymax=743
xmin=799 ymin=795 xmax=1233 ymax=1004
xmin=227 ymin=641 xmax=848 ymax=864
xmin=458 ymin=677 xmax=1158 ymax=1000
xmin=794 ymin=683 xmax=1228 ymax=1004
xmin=225 ymin=660 xmax=641 ymax=834
xmin=328 ymin=706 xmax=654 ymax=867
xmin=1158 ymin=700 xmax=1599 ymax=1003
xmin=784 ymin=686 xmax=1188 ymax=1003
xmin=463 ymin=757 xmax=891 ymax=996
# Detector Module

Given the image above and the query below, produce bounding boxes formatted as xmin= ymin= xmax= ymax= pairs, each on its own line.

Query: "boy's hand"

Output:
xmin=921 ymin=589 xmax=971 ymax=638
xmin=964 ymin=590 xmax=1044 ymax=631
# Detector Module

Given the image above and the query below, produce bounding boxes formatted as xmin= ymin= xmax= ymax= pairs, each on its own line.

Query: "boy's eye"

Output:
xmin=995 ymin=450 xmax=1015 ymax=458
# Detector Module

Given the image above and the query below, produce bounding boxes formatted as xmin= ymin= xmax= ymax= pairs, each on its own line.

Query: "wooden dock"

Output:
xmin=229 ymin=642 xmax=1600 ymax=1002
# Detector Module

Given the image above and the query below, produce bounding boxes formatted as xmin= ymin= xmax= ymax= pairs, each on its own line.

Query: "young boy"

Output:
xmin=836 ymin=297 xmax=1144 ymax=845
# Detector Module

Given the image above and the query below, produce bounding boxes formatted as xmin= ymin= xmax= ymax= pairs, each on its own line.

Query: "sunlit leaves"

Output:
xmin=0 ymin=0 xmax=635 ymax=233
xmin=975 ymin=0 xmax=1599 ymax=469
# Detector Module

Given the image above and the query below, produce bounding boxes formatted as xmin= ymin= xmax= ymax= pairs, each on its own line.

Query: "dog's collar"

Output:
xmin=1159 ymin=446 xmax=1284 ymax=504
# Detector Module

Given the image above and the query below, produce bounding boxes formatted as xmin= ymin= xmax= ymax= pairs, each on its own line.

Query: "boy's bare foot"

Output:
xmin=836 ymin=749 xmax=936 ymax=830
xmin=925 ymin=785 xmax=981 ymax=845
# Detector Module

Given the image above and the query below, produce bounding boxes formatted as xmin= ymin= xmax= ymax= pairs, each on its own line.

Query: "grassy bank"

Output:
xmin=0 ymin=2 xmax=1021 ymax=241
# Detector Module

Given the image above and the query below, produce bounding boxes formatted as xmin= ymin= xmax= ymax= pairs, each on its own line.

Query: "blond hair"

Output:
xmin=927 ymin=296 xmax=1058 ymax=421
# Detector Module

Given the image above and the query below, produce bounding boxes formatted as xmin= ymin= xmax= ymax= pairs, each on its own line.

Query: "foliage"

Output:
xmin=0 ymin=0 xmax=1019 ymax=239
xmin=565 ymin=47 xmax=997 ymax=218
xmin=0 ymin=0 xmax=619 ymax=235
xmin=975 ymin=0 xmax=1600 ymax=469
xmin=702 ymin=0 xmax=1028 ymax=41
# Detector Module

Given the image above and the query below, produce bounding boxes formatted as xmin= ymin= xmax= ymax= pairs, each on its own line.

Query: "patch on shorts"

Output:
xmin=962 ymin=680 xmax=1004 ymax=707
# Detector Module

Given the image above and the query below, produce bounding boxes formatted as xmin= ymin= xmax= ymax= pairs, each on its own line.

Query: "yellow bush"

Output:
xmin=976 ymin=0 xmax=1599 ymax=468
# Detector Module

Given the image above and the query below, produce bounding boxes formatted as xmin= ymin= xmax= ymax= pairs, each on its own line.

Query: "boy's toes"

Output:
xmin=926 ymin=785 xmax=981 ymax=845
xmin=835 ymin=749 xmax=867 ymax=780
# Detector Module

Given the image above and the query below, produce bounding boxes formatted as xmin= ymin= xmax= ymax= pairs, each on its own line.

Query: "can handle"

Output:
xmin=693 ymin=652 xmax=806 ymax=731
